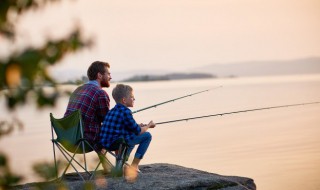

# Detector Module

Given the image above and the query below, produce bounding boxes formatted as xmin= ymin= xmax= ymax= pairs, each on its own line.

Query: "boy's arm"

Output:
xmin=139 ymin=120 xmax=156 ymax=134
xmin=123 ymin=109 xmax=156 ymax=135
xmin=123 ymin=109 xmax=141 ymax=135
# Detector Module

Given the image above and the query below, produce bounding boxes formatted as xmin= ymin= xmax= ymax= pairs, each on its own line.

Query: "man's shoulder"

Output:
xmin=81 ymin=84 xmax=108 ymax=95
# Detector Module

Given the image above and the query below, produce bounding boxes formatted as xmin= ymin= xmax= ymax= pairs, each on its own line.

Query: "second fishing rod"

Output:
xmin=155 ymin=101 xmax=320 ymax=125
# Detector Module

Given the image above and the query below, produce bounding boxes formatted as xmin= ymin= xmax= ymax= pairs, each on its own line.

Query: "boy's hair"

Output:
xmin=112 ymin=84 xmax=133 ymax=103
xmin=87 ymin=61 xmax=110 ymax=80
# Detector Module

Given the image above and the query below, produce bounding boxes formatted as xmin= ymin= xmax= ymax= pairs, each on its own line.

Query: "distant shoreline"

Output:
xmin=51 ymin=57 xmax=320 ymax=83
xmin=121 ymin=72 xmax=216 ymax=82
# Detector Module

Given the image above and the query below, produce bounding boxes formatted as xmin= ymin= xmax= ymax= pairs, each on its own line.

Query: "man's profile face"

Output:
xmin=100 ymin=67 xmax=111 ymax=88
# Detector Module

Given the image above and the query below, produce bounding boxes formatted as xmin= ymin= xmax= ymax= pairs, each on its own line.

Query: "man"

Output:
xmin=65 ymin=61 xmax=112 ymax=151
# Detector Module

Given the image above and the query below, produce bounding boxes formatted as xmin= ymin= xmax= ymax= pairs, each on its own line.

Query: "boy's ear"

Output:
xmin=121 ymin=97 xmax=126 ymax=104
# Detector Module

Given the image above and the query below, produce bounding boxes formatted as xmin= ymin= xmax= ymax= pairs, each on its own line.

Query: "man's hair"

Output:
xmin=87 ymin=61 xmax=110 ymax=80
xmin=112 ymin=84 xmax=133 ymax=103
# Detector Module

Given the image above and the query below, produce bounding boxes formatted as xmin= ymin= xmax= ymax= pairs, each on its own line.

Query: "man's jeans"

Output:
xmin=127 ymin=132 xmax=152 ymax=159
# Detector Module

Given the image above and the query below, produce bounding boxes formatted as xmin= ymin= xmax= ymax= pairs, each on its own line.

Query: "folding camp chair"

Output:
xmin=50 ymin=110 xmax=128 ymax=181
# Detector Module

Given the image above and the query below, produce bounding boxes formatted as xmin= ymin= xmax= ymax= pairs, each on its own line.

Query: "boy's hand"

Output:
xmin=148 ymin=120 xmax=156 ymax=128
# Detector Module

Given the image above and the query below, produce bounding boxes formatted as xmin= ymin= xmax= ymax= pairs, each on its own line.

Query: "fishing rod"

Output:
xmin=132 ymin=86 xmax=223 ymax=114
xmin=155 ymin=101 xmax=320 ymax=125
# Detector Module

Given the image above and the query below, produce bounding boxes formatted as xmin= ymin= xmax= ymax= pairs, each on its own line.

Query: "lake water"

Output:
xmin=1 ymin=74 xmax=320 ymax=190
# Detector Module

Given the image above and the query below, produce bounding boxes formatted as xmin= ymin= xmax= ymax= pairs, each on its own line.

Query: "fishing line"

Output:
xmin=155 ymin=101 xmax=320 ymax=125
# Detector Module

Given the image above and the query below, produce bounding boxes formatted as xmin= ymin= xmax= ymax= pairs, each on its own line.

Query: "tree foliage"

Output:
xmin=0 ymin=0 xmax=92 ymax=109
xmin=0 ymin=0 xmax=92 ymax=188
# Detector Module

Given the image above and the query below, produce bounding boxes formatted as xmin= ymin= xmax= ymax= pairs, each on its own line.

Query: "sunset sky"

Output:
xmin=5 ymin=0 xmax=320 ymax=81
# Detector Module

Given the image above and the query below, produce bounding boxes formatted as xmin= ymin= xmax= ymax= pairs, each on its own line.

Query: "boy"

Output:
xmin=100 ymin=84 xmax=155 ymax=176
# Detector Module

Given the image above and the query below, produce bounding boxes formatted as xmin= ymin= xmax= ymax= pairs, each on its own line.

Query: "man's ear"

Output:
xmin=121 ymin=97 xmax=126 ymax=104
xmin=97 ymin=72 xmax=102 ymax=79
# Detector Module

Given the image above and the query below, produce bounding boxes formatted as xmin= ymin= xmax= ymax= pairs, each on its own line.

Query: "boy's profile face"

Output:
xmin=122 ymin=90 xmax=135 ymax=107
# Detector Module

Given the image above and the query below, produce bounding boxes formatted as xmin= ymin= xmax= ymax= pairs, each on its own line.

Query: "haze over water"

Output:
xmin=1 ymin=74 xmax=320 ymax=190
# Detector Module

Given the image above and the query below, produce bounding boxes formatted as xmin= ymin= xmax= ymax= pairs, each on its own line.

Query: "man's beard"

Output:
xmin=101 ymin=80 xmax=110 ymax=88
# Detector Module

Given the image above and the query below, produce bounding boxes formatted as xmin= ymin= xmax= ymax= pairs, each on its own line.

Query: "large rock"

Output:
xmin=14 ymin=163 xmax=256 ymax=190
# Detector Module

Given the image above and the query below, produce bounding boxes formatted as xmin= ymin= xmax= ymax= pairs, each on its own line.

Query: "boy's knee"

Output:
xmin=145 ymin=132 xmax=152 ymax=141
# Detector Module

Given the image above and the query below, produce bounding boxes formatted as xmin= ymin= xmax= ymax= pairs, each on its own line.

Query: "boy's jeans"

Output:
xmin=127 ymin=132 xmax=152 ymax=159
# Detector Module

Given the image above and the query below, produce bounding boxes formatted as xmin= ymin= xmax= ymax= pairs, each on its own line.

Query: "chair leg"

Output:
xmin=56 ymin=144 xmax=86 ymax=181
xmin=52 ymin=141 xmax=58 ymax=179
xmin=81 ymin=142 xmax=88 ymax=172
xmin=111 ymin=144 xmax=128 ymax=177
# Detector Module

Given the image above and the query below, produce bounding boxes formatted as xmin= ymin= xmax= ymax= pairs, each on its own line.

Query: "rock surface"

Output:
xmin=13 ymin=163 xmax=256 ymax=190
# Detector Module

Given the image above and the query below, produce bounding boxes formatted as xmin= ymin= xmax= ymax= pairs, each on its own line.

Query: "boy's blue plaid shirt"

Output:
xmin=100 ymin=103 xmax=141 ymax=148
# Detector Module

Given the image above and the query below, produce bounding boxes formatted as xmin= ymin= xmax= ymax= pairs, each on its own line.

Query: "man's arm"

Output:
xmin=97 ymin=91 xmax=110 ymax=122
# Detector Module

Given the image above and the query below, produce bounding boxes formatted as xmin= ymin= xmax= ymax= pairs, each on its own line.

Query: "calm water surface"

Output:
xmin=1 ymin=75 xmax=320 ymax=190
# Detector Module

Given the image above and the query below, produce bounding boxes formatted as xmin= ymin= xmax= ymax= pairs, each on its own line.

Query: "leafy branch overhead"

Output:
xmin=0 ymin=0 xmax=61 ymax=38
xmin=0 ymin=0 xmax=93 ymax=109
xmin=1 ymin=30 xmax=92 ymax=108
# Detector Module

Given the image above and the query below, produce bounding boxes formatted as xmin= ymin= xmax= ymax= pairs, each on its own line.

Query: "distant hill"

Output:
xmin=52 ymin=57 xmax=320 ymax=82
xmin=121 ymin=73 xmax=214 ymax=82
xmin=192 ymin=57 xmax=320 ymax=77
xmin=120 ymin=57 xmax=320 ymax=82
